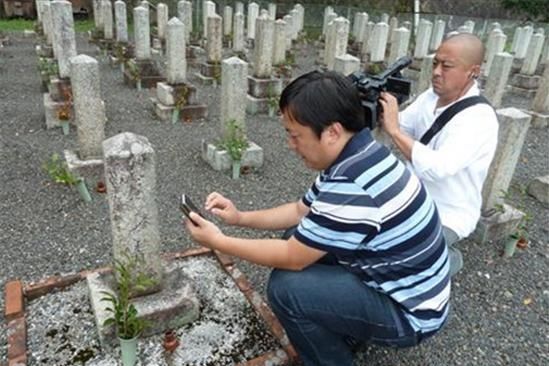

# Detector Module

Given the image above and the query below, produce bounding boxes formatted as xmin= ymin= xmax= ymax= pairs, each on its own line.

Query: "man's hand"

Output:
xmin=205 ymin=192 xmax=242 ymax=225
xmin=379 ymin=92 xmax=401 ymax=137
xmin=184 ymin=212 xmax=224 ymax=249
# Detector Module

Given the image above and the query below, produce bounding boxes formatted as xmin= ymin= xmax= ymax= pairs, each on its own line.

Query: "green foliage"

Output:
xmin=221 ymin=120 xmax=248 ymax=162
xmin=0 ymin=19 xmax=94 ymax=32
xmin=38 ymin=57 xmax=58 ymax=78
xmin=101 ymin=253 xmax=157 ymax=340
xmin=43 ymin=153 xmax=79 ymax=186
xmin=500 ymin=0 xmax=549 ymax=21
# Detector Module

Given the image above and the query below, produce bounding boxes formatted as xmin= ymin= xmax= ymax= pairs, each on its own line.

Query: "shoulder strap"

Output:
xmin=419 ymin=95 xmax=490 ymax=145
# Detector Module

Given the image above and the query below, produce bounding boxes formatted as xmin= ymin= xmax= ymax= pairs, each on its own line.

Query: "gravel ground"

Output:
xmin=1 ymin=32 xmax=548 ymax=366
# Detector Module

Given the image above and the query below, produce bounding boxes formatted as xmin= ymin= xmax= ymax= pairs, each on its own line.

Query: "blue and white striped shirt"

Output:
xmin=295 ymin=128 xmax=450 ymax=336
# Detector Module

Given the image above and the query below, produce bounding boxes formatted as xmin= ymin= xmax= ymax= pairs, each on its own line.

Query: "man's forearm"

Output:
xmin=389 ymin=130 xmax=415 ymax=161
xmin=238 ymin=201 xmax=306 ymax=230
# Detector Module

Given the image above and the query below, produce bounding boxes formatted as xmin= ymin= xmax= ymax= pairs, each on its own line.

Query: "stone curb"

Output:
xmin=4 ymin=247 xmax=298 ymax=366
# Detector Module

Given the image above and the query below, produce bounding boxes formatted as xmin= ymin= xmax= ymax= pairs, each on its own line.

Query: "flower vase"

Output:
xmin=119 ymin=336 xmax=138 ymax=366
xmin=137 ymin=80 xmax=142 ymax=91
xmin=75 ymin=179 xmax=92 ymax=203
xmin=172 ymin=108 xmax=180 ymax=124
xmin=231 ymin=161 xmax=241 ymax=180
xmin=61 ymin=121 xmax=69 ymax=135
xmin=120 ymin=63 xmax=125 ymax=73
xmin=503 ymin=237 xmax=517 ymax=257
xmin=268 ymin=106 xmax=275 ymax=117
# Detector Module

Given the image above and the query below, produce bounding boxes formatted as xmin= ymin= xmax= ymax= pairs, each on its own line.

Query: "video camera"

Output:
xmin=348 ymin=56 xmax=413 ymax=130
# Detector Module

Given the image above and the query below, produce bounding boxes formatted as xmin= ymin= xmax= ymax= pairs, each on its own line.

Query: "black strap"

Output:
xmin=419 ymin=95 xmax=490 ymax=145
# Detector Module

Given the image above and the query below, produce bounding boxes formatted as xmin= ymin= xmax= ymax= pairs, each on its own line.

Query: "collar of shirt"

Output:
xmin=325 ymin=128 xmax=374 ymax=175
xmin=428 ymin=81 xmax=480 ymax=118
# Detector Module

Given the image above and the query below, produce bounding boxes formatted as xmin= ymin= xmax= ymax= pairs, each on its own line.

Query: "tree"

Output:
xmin=501 ymin=0 xmax=549 ymax=22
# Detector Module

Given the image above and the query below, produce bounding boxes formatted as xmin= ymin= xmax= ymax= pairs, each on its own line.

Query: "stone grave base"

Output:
xmin=64 ymin=149 xmax=104 ymax=186
xmin=123 ymin=59 xmax=165 ymax=89
xmin=248 ymin=75 xmax=282 ymax=98
xmin=151 ymin=82 xmax=208 ymax=122
xmin=511 ymin=58 xmax=524 ymax=73
xmin=87 ymin=262 xmax=201 ymax=347
xmin=508 ymin=85 xmax=538 ymax=99
xmin=87 ymin=28 xmax=104 ymax=45
xmin=35 ymin=44 xmax=53 ymax=58
xmin=246 ymin=94 xmax=278 ymax=115
xmin=4 ymin=247 xmax=298 ymax=365
xmin=402 ymin=67 xmax=419 ymax=82
xmin=195 ymin=62 xmax=221 ymax=85
xmin=152 ymin=99 xmax=208 ymax=122
xmin=48 ymin=77 xmax=71 ymax=102
xmin=472 ymin=203 xmax=525 ymax=245
xmin=511 ymin=73 xmax=541 ymax=90
xmin=528 ymin=175 xmax=549 ymax=206
xmin=202 ymin=140 xmax=264 ymax=171
xmin=98 ymin=39 xmax=115 ymax=53
xmin=409 ymin=57 xmax=423 ymax=71
xmin=43 ymin=93 xmax=74 ymax=129
xmin=528 ymin=111 xmax=549 ymax=128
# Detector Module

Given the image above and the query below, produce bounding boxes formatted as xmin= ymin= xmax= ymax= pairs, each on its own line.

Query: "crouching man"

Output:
xmin=183 ymin=71 xmax=450 ymax=366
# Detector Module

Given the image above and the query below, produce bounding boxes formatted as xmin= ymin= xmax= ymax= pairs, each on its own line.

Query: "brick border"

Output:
xmin=4 ymin=247 xmax=298 ymax=366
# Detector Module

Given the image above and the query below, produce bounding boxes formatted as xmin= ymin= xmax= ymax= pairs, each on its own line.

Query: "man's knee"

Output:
xmin=267 ymin=269 xmax=307 ymax=313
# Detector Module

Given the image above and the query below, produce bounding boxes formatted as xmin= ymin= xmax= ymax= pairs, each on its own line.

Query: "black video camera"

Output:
xmin=349 ymin=56 xmax=413 ymax=130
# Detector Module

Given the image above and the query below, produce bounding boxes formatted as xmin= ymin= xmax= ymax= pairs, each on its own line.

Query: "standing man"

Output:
xmin=380 ymin=33 xmax=499 ymax=276
xmin=184 ymin=71 xmax=450 ymax=366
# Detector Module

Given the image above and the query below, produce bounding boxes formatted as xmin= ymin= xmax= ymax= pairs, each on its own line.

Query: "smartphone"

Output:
xmin=180 ymin=194 xmax=205 ymax=225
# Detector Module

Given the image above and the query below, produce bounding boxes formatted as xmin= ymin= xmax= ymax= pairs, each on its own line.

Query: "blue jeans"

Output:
xmin=267 ymin=264 xmax=420 ymax=366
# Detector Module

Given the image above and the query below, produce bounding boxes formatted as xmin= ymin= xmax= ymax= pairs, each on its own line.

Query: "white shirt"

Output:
xmin=399 ymin=83 xmax=499 ymax=238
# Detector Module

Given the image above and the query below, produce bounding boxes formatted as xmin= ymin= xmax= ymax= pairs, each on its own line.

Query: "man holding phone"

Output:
xmin=184 ymin=71 xmax=449 ymax=366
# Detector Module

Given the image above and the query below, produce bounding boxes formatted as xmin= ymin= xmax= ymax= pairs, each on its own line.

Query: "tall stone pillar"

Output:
xmin=484 ymin=52 xmax=513 ymax=108
xmin=273 ymin=19 xmax=287 ymax=65
xmin=253 ymin=14 xmax=275 ymax=78
xmin=51 ymin=0 xmax=77 ymax=78
xmin=233 ymin=12 xmax=245 ymax=52
xmin=414 ymin=19 xmax=432 ymax=59
xmin=221 ymin=57 xmax=248 ymax=139
xmin=247 ymin=2 xmax=259 ymax=40
xmin=369 ymin=22 xmax=389 ymax=63
xmin=156 ymin=3 xmax=169 ymax=40
xmin=101 ymin=0 xmax=113 ymax=40
xmin=388 ymin=27 xmax=410 ymax=64
xmin=483 ymin=29 xmax=507 ymax=77
xmin=134 ymin=6 xmax=151 ymax=61
xmin=429 ymin=19 xmax=445 ymax=52
xmin=177 ymin=0 xmax=192 ymax=41
xmin=482 ymin=108 xmax=531 ymax=212
xmin=70 ymin=55 xmax=106 ymax=160
xmin=223 ymin=6 xmax=233 ymax=36
xmin=114 ymin=0 xmax=128 ymax=43
xmin=166 ymin=17 xmax=187 ymax=84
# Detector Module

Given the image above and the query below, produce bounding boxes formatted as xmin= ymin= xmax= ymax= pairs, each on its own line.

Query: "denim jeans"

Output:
xmin=443 ymin=226 xmax=462 ymax=277
xmin=267 ymin=264 xmax=420 ymax=366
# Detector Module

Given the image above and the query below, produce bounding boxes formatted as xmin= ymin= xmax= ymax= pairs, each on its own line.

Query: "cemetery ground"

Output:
xmin=1 ymin=30 xmax=548 ymax=365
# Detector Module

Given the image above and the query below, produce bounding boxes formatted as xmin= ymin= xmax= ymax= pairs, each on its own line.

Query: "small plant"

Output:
xmin=38 ymin=57 xmax=59 ymax=78
xmin=220 ymin=119 xmax=248 ymax=162
xmin=101 ymin=253 xmax=157 ymax=339
xmin=43 ymin=153 xmax=79 ymax=186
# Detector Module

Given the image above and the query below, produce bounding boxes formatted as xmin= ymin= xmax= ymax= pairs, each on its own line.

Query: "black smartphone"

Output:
xmin=180 ymin=194 xmax=205 ymax=225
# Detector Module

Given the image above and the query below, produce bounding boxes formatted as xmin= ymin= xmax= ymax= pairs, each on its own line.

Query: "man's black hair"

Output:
xmin=279 ymin=70 xmax=367 ymax=138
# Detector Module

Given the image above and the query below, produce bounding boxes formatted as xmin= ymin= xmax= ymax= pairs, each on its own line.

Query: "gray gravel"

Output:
xmin=1 ymin=32 xmax=548 ymax=366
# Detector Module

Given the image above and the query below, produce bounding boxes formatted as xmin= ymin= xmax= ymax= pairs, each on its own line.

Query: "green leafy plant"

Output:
xmin=220 ymin=119 xmax=248 ymax=162
xmin=38 ymin=57 xmax=59 ymax=78
xmin=101 ymin=253 xmax=157 ymax=339
xmin=43 ymin=153 xmax=79 ymax=186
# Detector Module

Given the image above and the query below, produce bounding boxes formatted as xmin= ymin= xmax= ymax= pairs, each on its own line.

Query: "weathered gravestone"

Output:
xmin=152 ymin=17 xmax=208 ymax=123
xmin=202 ymin=57 xmax=264 ymax=172
xmin=88 ymin=132 xmax=200 ymax=346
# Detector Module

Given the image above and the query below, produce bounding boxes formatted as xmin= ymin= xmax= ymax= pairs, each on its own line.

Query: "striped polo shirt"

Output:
xmin=295 ymin=128 xmax=450 ymax=336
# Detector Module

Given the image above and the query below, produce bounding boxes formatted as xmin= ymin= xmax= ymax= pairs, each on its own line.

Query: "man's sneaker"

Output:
xmin=448 ymin=246 xmax=463 ymax=277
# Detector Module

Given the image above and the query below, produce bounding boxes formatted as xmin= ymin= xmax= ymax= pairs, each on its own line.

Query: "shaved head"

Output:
xmin=441 ymin=33 xmax=485 ymax=67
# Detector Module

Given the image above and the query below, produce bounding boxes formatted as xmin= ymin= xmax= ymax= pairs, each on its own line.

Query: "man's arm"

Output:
xmin=205 ymin=192 xmax=309 ymax=230
xmin=379 ymin=92 xmax=414 ymax=160
xmin=186 ymin=212 xmax=326 ymax=270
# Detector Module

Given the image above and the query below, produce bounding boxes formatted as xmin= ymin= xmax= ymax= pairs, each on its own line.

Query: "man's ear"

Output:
xmin=324 ymin=122 xmax=344 ymax=143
